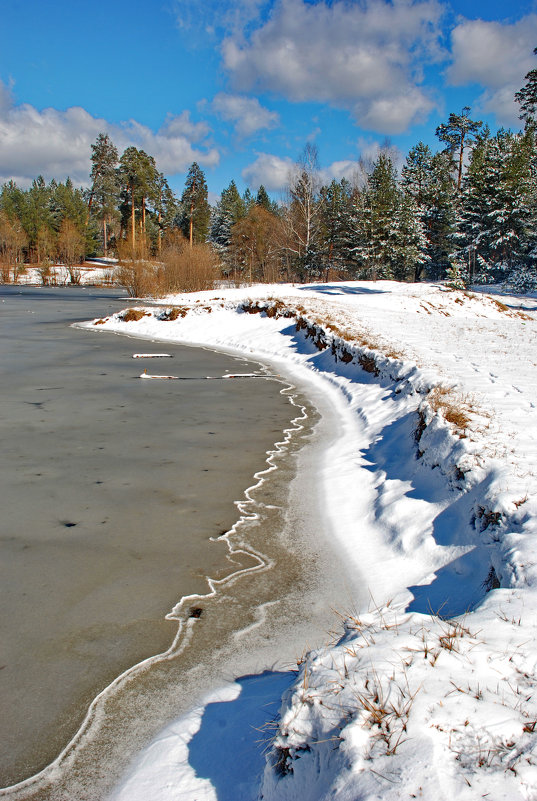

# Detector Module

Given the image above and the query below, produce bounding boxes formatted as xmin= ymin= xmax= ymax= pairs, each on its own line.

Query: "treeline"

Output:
xmin=2 ymin=59 xmax=537 ymax=292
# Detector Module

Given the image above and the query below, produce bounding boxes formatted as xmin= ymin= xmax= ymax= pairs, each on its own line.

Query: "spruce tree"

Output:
xmin=354 ymin=153 xmax=400 ymax=280
xmin=255 ymin=185 xmax=279 ymax=215
xmin=456 ymin=128 xmax=537 ymax=282
xmin=392 ymin=194 xmax=428 ymax=281
xmin=318 ymin=179 xmax=353 ymax=279
xmin=25 ymin=177 xmax=54 ymax=261
xmin=209 ymin=180 xmax=246 ymax=271
xmin=180 ymin=163 xmax=211 ymax=247
xmin=401 ymin=142 xmax=433 ymax=207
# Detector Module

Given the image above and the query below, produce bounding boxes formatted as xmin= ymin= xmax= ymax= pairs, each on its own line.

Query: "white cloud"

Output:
xmin=318 ymin=160 xmax=369 ymax=188
xmin=0 ymin=81 xmax=219 ymax=187
xmin=160 ymin=110 xmax=210 ymax=142
xmin=446 ymin=15 xmax=537 ymax=126
xmin=243 ymin=151 xmax=391 ymax=191
xmin=356 ymin=88 xmax=434 ymax=133
xmin=211 ymin=93 xmax=279 ymax=137
xmin=356 ymin=137 xmax=404 ymax=172
xmin=222 ymin=0 xmax=444 ymax=134
xmin=242 ymin=152 xmax=294 ymax=190
xmin=118 ymin=119 xmax=220 ymax=175
xmin=174 ymin=0 xmax=269 ymax=40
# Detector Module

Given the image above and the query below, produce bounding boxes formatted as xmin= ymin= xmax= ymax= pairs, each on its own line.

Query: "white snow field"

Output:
xmin=88 ymin=281 xmax=537 ymax=801
xmin=15 ymin=259 xmax=117 ymax=286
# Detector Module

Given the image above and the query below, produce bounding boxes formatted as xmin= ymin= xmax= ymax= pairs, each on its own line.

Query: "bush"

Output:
xmin=159 ymin=232 xmax=218 ymax=293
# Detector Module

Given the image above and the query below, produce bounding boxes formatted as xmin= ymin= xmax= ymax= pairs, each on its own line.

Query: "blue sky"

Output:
xmin=1 ymin=0 xmax=536 ymax=200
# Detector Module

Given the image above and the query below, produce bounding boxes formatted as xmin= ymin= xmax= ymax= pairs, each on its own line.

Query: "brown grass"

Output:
xmin=488 ymin=295 xmax=532 ymax=320
xmin=120 ymin=308 xmax=150 ymax=322
xmin=427 ymin=386 xmax=472 ymax=433
xmin=160 ymin=236 xmax=218 ymax=293
xmin=158 ymin=306 xmax=188 ymax=321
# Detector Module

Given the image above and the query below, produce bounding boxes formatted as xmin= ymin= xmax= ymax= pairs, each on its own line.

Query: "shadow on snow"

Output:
xmin=296 ymin=284 xmax=387 ymax=296
xmin=360 ymin=412 xmax=495 ymax=618
xmin=188 ymin=670 xmax=295 ymax=801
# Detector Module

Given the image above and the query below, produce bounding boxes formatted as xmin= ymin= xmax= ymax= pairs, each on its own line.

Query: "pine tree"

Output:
xmin=153 ymin=173 xmax=177 ymax=255
xmin=515 ymin=48 xmax=537 ymax=125
xmin=88 ymin=133 xmax=119 ymax=256
xmin=118 ymin=147 xmax=142 ymax=249
xmin=436 ymin=107 xmax=483 ymax=191
xmin=180 ymin=163 xmax=211 ymax=247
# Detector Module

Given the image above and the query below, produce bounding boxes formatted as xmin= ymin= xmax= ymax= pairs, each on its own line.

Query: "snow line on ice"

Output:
xmin=0 ymin=355 xmax=309 ymax=798
xmin=88 ymin=282 xmax=537 ymax=801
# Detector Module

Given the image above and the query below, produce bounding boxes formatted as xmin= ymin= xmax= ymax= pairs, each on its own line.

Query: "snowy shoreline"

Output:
xmin=87 ymin=280 xmax=537 ymax=800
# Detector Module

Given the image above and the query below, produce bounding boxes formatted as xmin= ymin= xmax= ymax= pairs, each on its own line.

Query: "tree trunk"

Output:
xmin=131 ymin=184 xmax=136 ymax=251
xmin=457 ymin=134 xmax=465 ymax=192
xmin=103 ymin=218 xmax=108 ymax=258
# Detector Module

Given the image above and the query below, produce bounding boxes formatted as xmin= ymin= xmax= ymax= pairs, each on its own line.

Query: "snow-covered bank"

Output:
xmin=88 ymin=281 xmax=537 ymax=800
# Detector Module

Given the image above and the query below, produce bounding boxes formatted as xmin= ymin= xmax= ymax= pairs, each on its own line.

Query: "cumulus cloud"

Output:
xmin=160 ymin=110 xmax=210 ymax=142
xmin=242 ymin=151 xmax=387 ymax=191
xmin=355 ymin=137 xmax=404 ymax=171
xmin=212 ymin=93 xmax=279 ymax=137
xmin=0 ymin=81 xmax=219 ymax=187
xmin=318 ymin=160 xmax=369 ymax=188
xmin=242 ymin=152 xmax=294 ymax=190
xmin=446 ymin=15 xmax=537 ymax=126
xmin=222 ymin=0 xmax=444 ymax=134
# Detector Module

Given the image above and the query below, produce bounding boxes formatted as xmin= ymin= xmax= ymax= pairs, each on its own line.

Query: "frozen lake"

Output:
xmin=0 ymin=286 xmax=297 ymax=788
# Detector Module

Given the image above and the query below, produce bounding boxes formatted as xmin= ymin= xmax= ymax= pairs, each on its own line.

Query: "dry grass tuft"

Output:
xmin=120 ymin=308 xmax=150 ymax=322
xmin=427 ymin=386 xmax=472 ymax=433
xmin=158 ymin=306 xmax=188 ymax=321
xmin=475 ymin=506 xmax=502 ymax=532
xmin=491 ymin=297 xmax=509 ymax=313
xmin=488 ymin=295 xmax=532 ymax=320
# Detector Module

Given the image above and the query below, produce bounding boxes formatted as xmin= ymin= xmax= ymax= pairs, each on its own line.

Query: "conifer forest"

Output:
xmin=2 ymin=60 xmax=537 ymax=295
